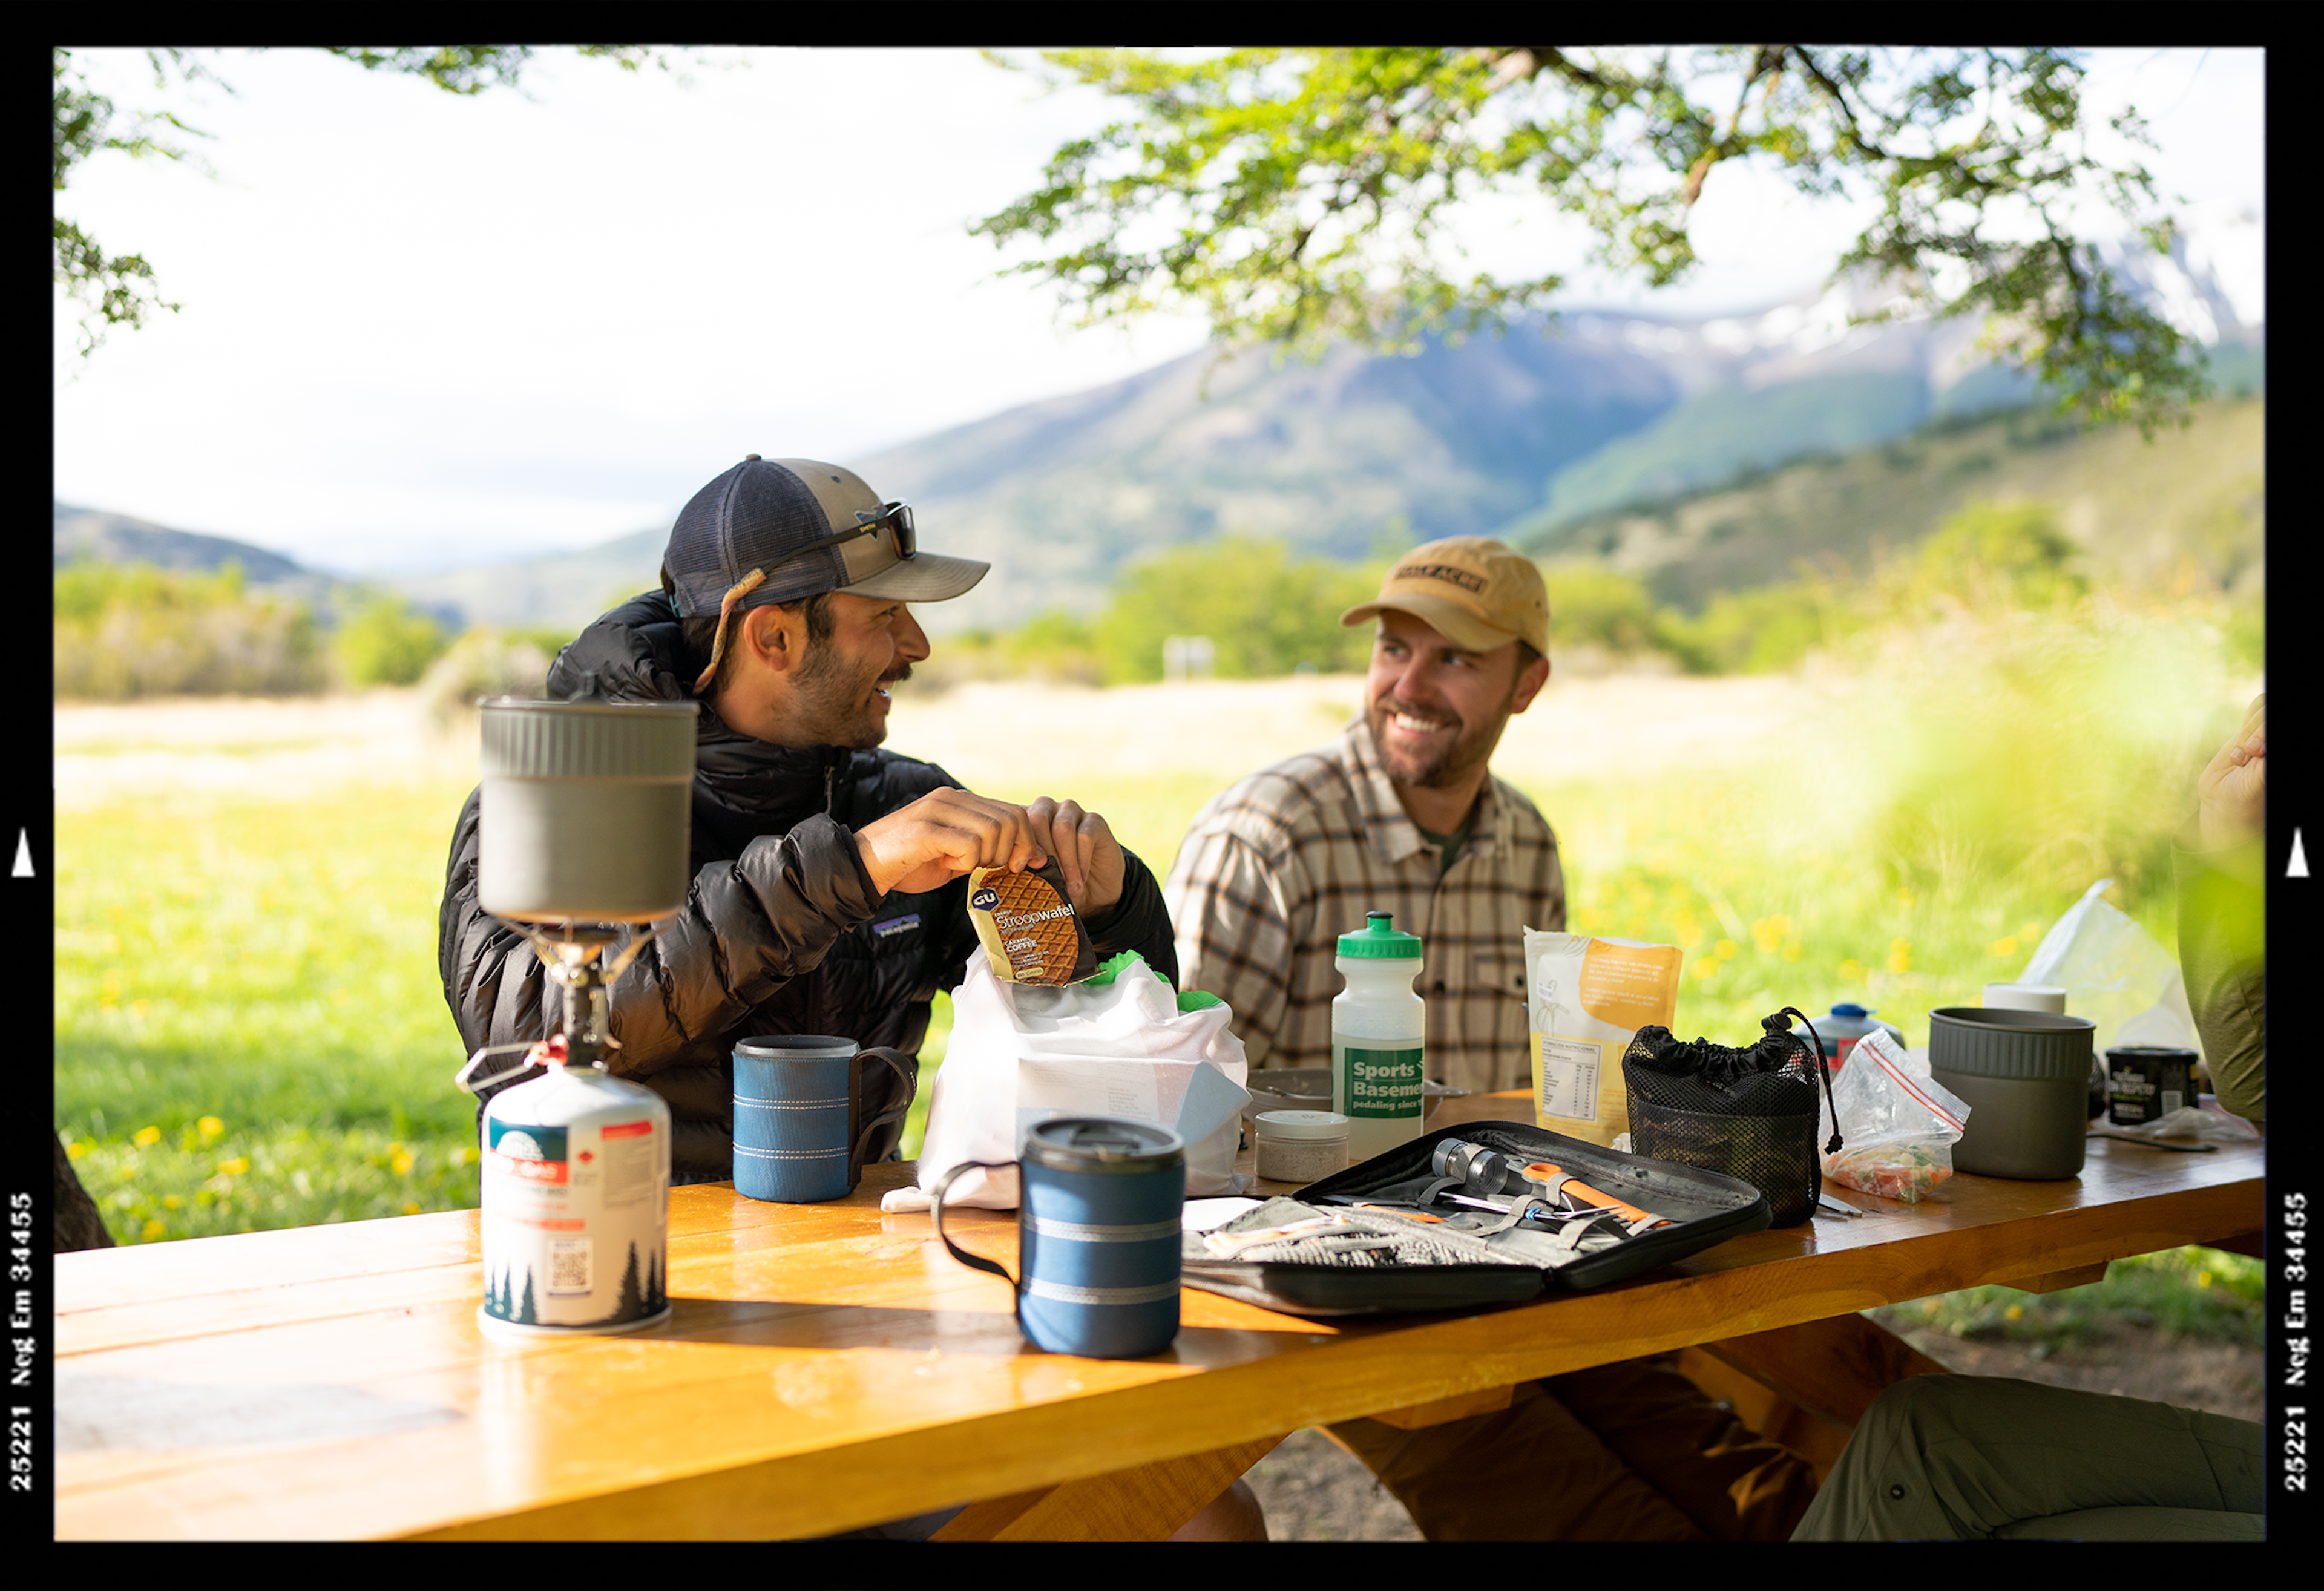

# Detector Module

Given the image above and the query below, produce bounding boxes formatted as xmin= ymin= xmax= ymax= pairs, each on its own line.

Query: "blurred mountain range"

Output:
xmin=56 ymin=236 xmax=2261 ymax=639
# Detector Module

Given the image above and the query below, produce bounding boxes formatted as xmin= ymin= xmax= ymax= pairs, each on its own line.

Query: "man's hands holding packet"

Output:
xmin=854 ymin=789 xmax=1125 ymax=911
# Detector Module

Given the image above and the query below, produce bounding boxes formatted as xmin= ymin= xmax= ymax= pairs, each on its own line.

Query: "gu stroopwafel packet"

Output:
xmin=967 ymin=861 xmax=1098 ymax=985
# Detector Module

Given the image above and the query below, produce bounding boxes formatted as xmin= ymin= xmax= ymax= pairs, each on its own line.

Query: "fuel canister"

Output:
xmin=478 ymin=1035 xmax=672 ymax=1337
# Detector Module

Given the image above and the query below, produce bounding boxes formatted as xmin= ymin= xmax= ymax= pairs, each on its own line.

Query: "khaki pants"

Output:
xmin=1791 ymin=1376 xmax=2263 ymax=1541
xmin=1326 ymin=1354 xmax=1820 ymax=1541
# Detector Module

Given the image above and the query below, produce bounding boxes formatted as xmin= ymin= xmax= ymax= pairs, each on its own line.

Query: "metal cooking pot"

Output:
xmin=477 ymin=694 xmax=699 ymax=924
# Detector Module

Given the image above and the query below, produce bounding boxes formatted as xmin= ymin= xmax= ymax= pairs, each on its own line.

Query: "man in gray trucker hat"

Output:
xmin=439 ymin=454 xmax=1180 ymax=1187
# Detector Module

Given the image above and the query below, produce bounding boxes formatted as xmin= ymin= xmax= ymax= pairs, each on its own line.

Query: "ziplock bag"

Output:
xmin=883 ymin=948 xmax=1250 ymax=1211
xmin=1819 ymin=1029 xmax=1971 ymax=1202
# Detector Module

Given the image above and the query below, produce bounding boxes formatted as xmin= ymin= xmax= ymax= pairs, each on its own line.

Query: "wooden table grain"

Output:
xmin=53 ymin=1091 xmax=2263 ymax=1541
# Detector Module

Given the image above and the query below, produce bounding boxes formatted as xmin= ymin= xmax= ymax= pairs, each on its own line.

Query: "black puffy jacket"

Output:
xmin=438 ymin=591 xmax=1180 ymax=1179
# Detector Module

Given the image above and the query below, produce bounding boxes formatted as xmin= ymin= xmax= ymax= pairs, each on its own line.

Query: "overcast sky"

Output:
xmin=51 ymin=47 xmax=2263 ymax=577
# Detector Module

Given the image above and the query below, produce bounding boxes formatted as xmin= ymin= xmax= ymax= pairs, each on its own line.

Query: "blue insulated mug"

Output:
xmin=932 ymin=1117 xmax=1186 ymax=1358
xmin=732 ymin=1035 xmax=915 ymax=1202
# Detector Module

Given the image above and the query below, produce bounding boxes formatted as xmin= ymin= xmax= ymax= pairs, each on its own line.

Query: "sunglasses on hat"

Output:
xmin=774 ymin=500 xmax=917 ymax=568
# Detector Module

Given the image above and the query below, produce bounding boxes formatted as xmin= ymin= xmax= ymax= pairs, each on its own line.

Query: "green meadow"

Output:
xmin=55 ymin=574 xmax=2262 ymax=1347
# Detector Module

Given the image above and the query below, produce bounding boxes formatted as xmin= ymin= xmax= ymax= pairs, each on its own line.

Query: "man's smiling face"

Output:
xmin=1364 ymin=609 xmax=1534 ymax=791
xmin=786 ymin=592 xmax=929 ymax=749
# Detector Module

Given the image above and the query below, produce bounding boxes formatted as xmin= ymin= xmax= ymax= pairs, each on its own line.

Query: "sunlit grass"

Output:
xmin=56 ymin=779 xmax=484 ymax=1241
xmin=57 ymin=595 xmax=2257 ymax=1250
xmin=1870 ymin=1245 xmax=2265 ymax=1354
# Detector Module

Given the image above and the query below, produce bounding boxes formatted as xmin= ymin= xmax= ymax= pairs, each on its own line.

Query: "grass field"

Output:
xmin=54 ymin=604 xmax=2263 ymax=1345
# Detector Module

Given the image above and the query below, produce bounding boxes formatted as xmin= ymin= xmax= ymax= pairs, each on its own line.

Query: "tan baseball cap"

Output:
xmin=1341 ymin=536 xmax=1549 ymax=655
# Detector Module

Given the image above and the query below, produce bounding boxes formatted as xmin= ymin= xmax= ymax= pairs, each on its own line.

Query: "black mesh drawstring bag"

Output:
xmin=1622 ymin=1007 xmax=1842 ymax=1227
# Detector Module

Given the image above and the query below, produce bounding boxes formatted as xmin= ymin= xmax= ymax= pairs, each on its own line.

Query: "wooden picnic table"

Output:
xmin=54 ymin=1090 xmax=2263 ymax=1541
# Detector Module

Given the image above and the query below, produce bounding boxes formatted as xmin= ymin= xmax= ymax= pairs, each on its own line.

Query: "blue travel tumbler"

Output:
xmin=933 ymin=1117 xmax=1186 ymax=1358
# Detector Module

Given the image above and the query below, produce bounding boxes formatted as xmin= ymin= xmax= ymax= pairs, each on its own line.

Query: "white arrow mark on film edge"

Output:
xmin=2291 ymin=828 xmax=2310 ymax=879
xmin=10 ymin=828 xmax=29 ymax=878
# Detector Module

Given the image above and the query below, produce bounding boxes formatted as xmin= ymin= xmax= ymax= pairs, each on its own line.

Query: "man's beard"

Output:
xmin=1367 ymin=690 xmax=1511 ymax=790
xmin=791 ymin=644 xmax=908 ymax=750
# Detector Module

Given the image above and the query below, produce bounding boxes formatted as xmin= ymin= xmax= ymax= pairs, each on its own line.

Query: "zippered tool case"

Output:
xmin=1183 ymin=1119 xmax=1772 ymax=1317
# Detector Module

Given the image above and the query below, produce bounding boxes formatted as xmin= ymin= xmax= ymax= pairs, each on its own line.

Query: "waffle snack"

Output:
xmin=967 ymin=860 xmax=1097 ymax=985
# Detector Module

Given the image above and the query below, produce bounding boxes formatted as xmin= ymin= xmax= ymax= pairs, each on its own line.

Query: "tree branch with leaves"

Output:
xmin=974 ymin=47 xmax=2207 ymax=433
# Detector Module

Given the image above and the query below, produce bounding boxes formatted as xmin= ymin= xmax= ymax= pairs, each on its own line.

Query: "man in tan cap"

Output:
xmin=1164 ymin=535 xmax=1559 ymax=1095
xmin=1164 ymin=536 xmax=1817 ymax=1543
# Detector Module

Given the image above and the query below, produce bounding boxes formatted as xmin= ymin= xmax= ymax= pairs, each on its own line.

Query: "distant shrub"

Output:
xmin=54 ymin=559 xmax=326 ymax=699
xmin=1092 ymin=538 xmax=1386 ymax=683
xmin=1654 ymin=499 xmax=2092 ymax=675
xmin=333 ymin=594 xmax=450 ymax=687
xmin=419 ymin=630 xmax=554 ymax=724
xmin=1538 ymin=563 xmax=1669 ymax=657
xmin=1003 ymin=609 xmax=1104 ymax=685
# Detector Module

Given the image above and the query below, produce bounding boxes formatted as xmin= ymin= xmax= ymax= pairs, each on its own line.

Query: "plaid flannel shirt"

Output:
xmin=1163 ymin=720 xmax=1566 ymax=1095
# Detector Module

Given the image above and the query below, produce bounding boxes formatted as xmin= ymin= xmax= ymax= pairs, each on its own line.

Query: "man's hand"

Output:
xmin=1026 ymin=796 xmax=1126 ymax=915
xmin=853 ymin=789 xmax=1048 ymax=897
xmin=2196 ymin=694 xmax=2265 ymax=851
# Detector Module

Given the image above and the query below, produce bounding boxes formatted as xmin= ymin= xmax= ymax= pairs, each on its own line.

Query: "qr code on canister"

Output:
xmin=548 ymin=1238 xmax=593 ymax=1295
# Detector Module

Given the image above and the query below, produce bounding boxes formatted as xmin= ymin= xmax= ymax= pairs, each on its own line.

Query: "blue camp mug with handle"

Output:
xmin=931 ymin=1117 xmax=1186 ymax=1358
xmin=732 ymin=1035 xmax=915 ymax=1202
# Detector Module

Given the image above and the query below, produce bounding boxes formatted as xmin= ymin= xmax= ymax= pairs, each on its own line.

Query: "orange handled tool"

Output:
xmin=1521 ymin=1163 xmax=1669 ymax=1229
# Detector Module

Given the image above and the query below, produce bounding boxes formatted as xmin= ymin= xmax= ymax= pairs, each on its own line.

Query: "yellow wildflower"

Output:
xmin=392 ymin=1150 xmax=416 ymax=1176
xmin=1989 ymin=936 xmax=2019 ymax=959
xmin=133 ymin=1126 xmax=161 ymax=1148
xmin=162 ymin=1194 xmax=181 ymax=1210
xmin=67 ymin=1140 xmax=91 ymax=1160
xmin=1887 ymin=938 xmax=1912 ymax=974
xmin=2004 ymin=1304 xmax=2024 ymax=1321
xmin=141 ymin=1219 xmax=166 ymax=1242
xmin=217 ymin=1156 xmax=250 ymax=1177
xmin=198 ymin=1117 xmax=224 ymax=1137
xmin=402 ymin=1201 xmax=422 ymax=1216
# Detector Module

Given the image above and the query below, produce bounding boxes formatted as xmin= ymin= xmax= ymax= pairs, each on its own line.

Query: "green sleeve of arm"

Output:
xmin=2175 ymin=835 xmax=2264 ymax=1122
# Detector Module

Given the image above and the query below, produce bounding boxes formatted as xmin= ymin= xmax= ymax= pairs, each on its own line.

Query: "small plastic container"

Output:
xmin=2105 ymin=1046 xmax=2199 ymax=1126
xmin=1793 ymin=1003 xmax=1906 ymax=1072
xmin=1255 ymin=1110 xmax=1351 ymax=1186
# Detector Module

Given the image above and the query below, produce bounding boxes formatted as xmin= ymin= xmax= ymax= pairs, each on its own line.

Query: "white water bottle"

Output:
xmin=1332 ymin=911 xmax=1427 ymax=1162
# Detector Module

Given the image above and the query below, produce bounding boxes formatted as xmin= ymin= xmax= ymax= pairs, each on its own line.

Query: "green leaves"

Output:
xmin=978 ymin=47 xmax=2210 ymax=433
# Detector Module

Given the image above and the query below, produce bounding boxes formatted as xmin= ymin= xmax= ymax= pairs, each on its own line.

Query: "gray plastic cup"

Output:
xmin=1928 ymin=1007 xmax=2095 ymax=1179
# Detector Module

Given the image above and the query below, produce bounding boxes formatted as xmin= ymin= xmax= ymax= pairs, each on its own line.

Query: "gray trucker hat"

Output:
xmin=661 ymin=455 xmax=988 ymax=622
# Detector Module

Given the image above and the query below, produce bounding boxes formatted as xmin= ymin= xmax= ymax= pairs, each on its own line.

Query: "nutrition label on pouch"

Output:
xmin=1537 ymin=1035 xmax=1604 ymax=1121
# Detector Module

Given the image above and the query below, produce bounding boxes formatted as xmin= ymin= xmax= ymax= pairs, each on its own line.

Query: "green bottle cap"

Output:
xmin=1338 ymin=910 xmax=1422 ymax=958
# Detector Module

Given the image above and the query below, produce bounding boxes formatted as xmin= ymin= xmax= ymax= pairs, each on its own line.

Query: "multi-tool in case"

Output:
xmin=1182 ymin=1119 xmax=1773 ymax=1316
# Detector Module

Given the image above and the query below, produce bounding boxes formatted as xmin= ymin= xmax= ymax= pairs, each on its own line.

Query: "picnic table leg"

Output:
xmin=930 ymin=1434 xmax=1289 ymax=1541
xmin=1678 ymin=1312 xmax=1952 ymax=1481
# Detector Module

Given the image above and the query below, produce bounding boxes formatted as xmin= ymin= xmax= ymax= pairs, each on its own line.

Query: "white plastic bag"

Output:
xmin=1819 ymin=1030 xmax=1972 ymax=1203
xmin=2020 ymin=879 xmax=2202 ymax=1058
xmin=881 ymin=948 xmax=1251 ymax=1212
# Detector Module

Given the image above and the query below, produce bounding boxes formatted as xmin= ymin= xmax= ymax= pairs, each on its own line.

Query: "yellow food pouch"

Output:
xmin=1522 ymin=929 xmax=1683 ymax=1147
